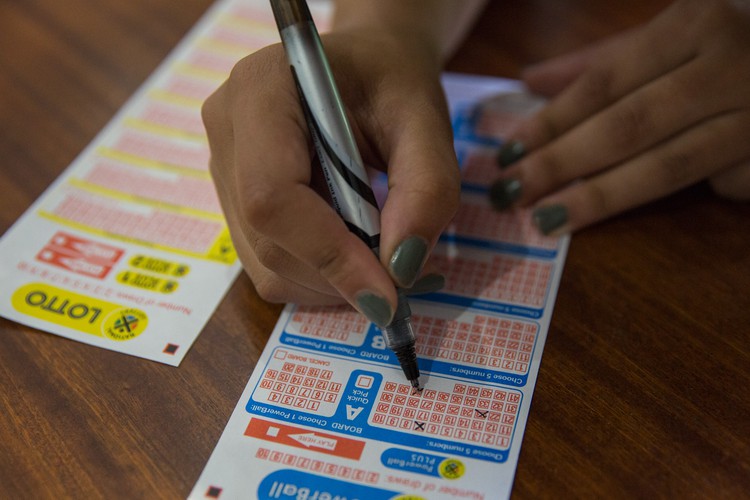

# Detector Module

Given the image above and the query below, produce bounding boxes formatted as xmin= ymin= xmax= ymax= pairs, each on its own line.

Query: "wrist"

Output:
xmin=331 ymin=3 xmax=443 ymax=71
xmin=331 ymin=1 xmax=486 ymax=66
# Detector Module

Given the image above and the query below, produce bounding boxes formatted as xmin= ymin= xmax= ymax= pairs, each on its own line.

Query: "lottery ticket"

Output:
xmin=190 ymin=39 xmax=569 ymax=500
xmin=0 ymin=0 xmax=330 ymax=365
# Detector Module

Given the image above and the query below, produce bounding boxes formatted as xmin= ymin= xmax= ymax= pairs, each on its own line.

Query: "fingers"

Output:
xmin=496 ymin=57 xmax=724 ymax=208
xmin=505 ymin=0 xmax=698 ymax=155
xmin=377 ymin=89 xmax=461 ymax=288
xmin=709 ymin=160 xmax=750 ymax=201
xmin=530 ymin=109 xmax=750 ymax=235
xmin=520 ymin=40 xmax=599 ymax=97
xmin=225 ymin=52 xmax=399 ymax=326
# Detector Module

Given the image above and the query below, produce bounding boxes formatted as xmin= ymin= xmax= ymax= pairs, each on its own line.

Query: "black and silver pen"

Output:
xmin=269 ymin=0 xmax=422 ymax=389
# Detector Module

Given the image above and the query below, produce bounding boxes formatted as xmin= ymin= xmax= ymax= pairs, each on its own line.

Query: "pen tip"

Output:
xmin=410 ymin=378 xmax=423 ymax=392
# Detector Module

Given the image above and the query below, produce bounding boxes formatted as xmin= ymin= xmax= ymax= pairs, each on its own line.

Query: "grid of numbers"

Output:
xmin=433 ymin=253 xmax=551 ymax=307
xmin=52 ymin=188 xmax=222 ymax=254
xmin=257 ymin=361 xmax=342 ymax=413
xmin=450 ymin=197 xmax=558 ymax=250
xmin=413 ymin=314 xmax=537 ymax=374
xmin=288 ymin=305 xmax=369 ymax=343
xmin=371 ymin=382 xmax=520 ymax=449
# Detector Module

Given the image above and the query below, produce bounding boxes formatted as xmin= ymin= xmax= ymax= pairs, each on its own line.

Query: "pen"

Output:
xmin=269 ymin=0 xmax=422 ymax=389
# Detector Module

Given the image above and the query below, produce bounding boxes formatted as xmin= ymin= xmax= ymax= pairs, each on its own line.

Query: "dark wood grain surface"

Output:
xmin=1 ymin=1 xmax=748 ymax=498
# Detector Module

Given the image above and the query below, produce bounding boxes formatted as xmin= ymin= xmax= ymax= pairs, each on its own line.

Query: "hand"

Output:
xmin=490 ymin=0 xmax=750 ymax=235
xmin=201 ymin=29 xmax=459 ymax=326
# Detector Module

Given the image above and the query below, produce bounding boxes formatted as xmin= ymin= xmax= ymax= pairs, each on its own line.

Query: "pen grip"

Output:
xmin=271 ymin=0 xmax=381 ymax=252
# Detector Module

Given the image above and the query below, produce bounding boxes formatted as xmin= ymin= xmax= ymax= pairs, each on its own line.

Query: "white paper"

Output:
xmin=187 ymin=4 xmax=569 ymax=493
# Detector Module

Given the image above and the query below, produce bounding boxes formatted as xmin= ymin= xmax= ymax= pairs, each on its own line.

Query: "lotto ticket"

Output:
xmin=0 ymin=0 xmax=331 ymax=365
xmin=189 ymin=12 xmax=569 ymax=496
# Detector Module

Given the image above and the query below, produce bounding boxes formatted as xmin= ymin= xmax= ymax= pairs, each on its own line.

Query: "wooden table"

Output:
xmin=1 ymin=0 xmax=748 ymax=498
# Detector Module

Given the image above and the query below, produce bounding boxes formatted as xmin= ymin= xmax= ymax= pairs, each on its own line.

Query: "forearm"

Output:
xmin=332 ymin=0 xmax=488 ymax=66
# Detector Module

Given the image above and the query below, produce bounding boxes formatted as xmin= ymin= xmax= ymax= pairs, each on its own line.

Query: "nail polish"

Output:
xmin=533 ymin=204 xmax=568 ymax=235
xmin=489 ymin=178 xmax=522 ymax=210
xmin=497 ymin=140 xmax=525 ymax=168
xmin=389 ymin=236 xmax=428 ymax=288
xmin=356 ymin=292 xmax=393 ymax=328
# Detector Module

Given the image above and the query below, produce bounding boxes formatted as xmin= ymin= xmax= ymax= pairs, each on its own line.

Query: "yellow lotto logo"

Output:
xmin=11 ymin=283 xmax=148 ymax=341
xmin=438 ymin=458 xmax=466 ymax=480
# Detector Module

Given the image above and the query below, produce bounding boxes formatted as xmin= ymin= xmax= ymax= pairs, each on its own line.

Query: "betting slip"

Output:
xmin=187 ymin=2 xmax=569 ymax=494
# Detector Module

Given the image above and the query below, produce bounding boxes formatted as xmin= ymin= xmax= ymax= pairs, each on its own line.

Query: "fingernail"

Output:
xmin=533 ymin=204 xmax=569 ymax=235
xmin=406 ymin=273 xmax=445 ymax=296
xmin=489 ymin=178 xmax=522 ymax=210
xmin=356 ymin=292 xmax=393 ymax=328
xmin=389 ymin=236 xmax=428 ymax=288
xmin=497 ymin=140 xmax=525 ymax=168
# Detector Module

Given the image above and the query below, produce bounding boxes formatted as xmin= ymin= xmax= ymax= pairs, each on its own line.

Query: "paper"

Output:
xmin=187 ymin=4 xmax=570 ymax=493
xmin=0 ymin=1 xmax=334 ymax=365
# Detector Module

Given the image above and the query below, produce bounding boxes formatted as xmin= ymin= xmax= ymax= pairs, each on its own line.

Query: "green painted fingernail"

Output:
xmin=356 ymin=292 xmax=393 ymax=328
xmin=406 ymin=273 xmax=445 ymax=296
xmin=497 ymin=140 xmax=525 ymax=168
xmin=489 ymin=178 xmax=522 ymax=210
xmin=533 ymin=204 xmax=568 ymax=235
xmin=389 ymin=236 xmax=428 ymax=288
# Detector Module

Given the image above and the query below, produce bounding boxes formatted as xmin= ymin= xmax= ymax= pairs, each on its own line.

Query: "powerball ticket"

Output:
xmin=190 ymin=70 xmax=569 ymax=499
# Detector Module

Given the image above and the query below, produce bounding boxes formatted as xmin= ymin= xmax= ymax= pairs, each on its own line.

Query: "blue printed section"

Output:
xmin=279 ymin=324 xmax=530 ymax=386
xmin=459 ymin=182 xmax=489 ymax=194
xmin=381 ymin=449 xmax=444 ymax=478
xmin=258 ymin=470 xmax=398 ymax=500
xmin=279 ymin=307 xmax=535 ymax=387
xmin=452 ymin=104 xmax=503 ymax=147
xmin=247 ymin=365 xmax=519 ymax=463
xmin=280 ymin=323 xmax=400 ymax=367
xmin=439 ymin=233 xmax=557 ymax=259
xmin=418 ymin=292 xmax=543 ymax=320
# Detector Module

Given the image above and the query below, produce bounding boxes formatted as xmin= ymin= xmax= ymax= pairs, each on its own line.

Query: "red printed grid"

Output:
xmin=450 ymin=196 xmax=557 ymax=250
xmin=185 ymin=49 xmax=239 ymax=76
xmin=255 ymin=447 xmax=379 ymax=485
xmin=51 ymin=188 xmax=223 ymax=254
xmin=163 ymin=75 xmax=218 ymax=102
xmin=413 ymin=314 xmax=537 ymax=375
xmin=208 ymin=26 xmax=278 ymax=52
xmin=229 ymin=5 xmax=331 ymax=31
xmin=371 ymin=382 xmax=520 ymax=449
xmin=84 ymin=160 xmax=221 ymax=213
xmin=139 ymin=101 xmax=207 ymax=137
xmin=433 ymin=252 xmax=551 ymax=307
xmin=112 ymin=130 xmax=209 ymax=171
xmin=257 ymin=362 xmax=342 ymax=414
xmin=288 ymin=305 xmax=368 ymax=343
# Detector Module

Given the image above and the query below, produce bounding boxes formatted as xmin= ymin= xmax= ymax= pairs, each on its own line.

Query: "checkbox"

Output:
xmin=356 ymin=375 xmax=373 ymax=389
xmin=266 ymin=426 xmax=280 ymax=437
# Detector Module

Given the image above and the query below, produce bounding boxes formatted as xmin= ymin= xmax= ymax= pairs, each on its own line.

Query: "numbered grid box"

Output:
xmin=432 ymin=244 xmax=553 ymax=309
xmin=413 ymin=312 xmax=538 ymax=375
xmin=284 ymin=304 xmax=369 ymax=346
xmin=370 ymin=381 xmax=521 ymax=450
xmin=252 ymin=349 xmax=345 ymax=417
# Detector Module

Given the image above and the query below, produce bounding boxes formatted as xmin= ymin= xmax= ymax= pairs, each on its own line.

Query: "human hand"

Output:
xmin=490 ymin=0 xmax=750 ymax=235
xmin=202 ymin=29 xmax=459 ymax=326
